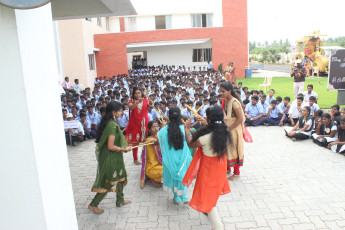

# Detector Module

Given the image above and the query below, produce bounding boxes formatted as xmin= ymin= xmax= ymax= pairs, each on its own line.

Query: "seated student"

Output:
xmin=288 ymin=96 xmax=304 ymax=127
xmin=258 ymin=90 xmax=264 ymax=98
xmin=341 ymin=108 xmax=345 ymax=118
xmin=242 ymin=98 xmax=250 ymax=111
xmin=276 ymin=96 xmax=282 ymax=106
xmin=80 ymin=112 xmax=96 ymax=139
xmin=308 ymin=96 xmax=320 ymax=116
xmin=62 ymin=108 xmax=68 ymax=121
xmin=116 ymin=104 xmax=129 ymax=131
xmin=266 ymin=89 xmax=276 ymax=104
xmin=241 ymin=87 xmax=248 ymax=101
xmin=303 ymin=84 xmax=318 ymax=103
xmin=245 ymin=95 xmax=265 ymax=126
xmin=251 ymin=90 xmax=259 ymax=97
xmin=329 ymin=117 xmax=345 ymax=154
xmin=330 ymin=104 xmax=341 ymax=124
xmin=312 ymin=113 xmax=338 ymax=147
xmin=243 ymin=91 xmax=251 ymax=102
xmin=312 ymin=109 xmax=323 ymax=134
xmin=71 ymin=106 xmax=79 ymax=120
xmin=284 ymin=106 xmax=314 ymax=141
xmin=278 ymin=96 xmax=291 ymax=126
xmin=259 ymin=95 xmax=269 ymax=116
xmin=265 ymin=100 xmax=283 ymax=126
xmin=65 ymin=113 xmax=84 ymax=146
xmin=140 ymin=120 xmax=163 ymax=189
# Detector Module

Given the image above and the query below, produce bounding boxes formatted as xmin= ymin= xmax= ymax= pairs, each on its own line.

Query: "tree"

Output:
xmin=284 ymin=38 xmax=290 ymax=47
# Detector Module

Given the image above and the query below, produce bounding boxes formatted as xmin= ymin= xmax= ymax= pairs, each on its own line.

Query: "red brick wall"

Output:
xmin=94 ymin=0 xmax=248 ymax=78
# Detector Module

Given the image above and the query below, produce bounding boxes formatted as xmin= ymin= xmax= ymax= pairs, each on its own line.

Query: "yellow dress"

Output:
xmin=145 ymin=137 xmax=163 ymax=183
xmin=224 ymin=98 xmax=244 ymax=167
xmin=224 ymin=65 xmax=231 ymax=81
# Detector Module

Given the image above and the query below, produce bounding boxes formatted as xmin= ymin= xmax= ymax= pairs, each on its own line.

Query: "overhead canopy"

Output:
xmin=127 ymin=39 xmax=211 ymax=48
xmin=51 ymin=0 xmax=136 ymax=20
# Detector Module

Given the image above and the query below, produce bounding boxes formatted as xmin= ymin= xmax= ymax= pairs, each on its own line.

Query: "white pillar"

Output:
xmin=0 ymin=4 xmax=78 ymax=230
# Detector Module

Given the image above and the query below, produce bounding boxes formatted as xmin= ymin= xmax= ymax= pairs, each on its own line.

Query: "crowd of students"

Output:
xmin=60 ymin=65 xmax=344 ymax=229
xmin=61 ymin=65 xmax=345 ymax=153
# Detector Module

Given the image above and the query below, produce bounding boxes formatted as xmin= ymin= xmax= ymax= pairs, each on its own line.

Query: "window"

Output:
xmin=85 ymin=18 xmax=91 ymax=22
xmin=155 ymin=15 xmax=172 ymax=30
xmin=124 ymin=17 xmax=137 ymax=32
xmin=193 ymin=48 xmax=212 ymax=62
xmin=106 ymin=17 xmax=110 ymax=31
xmin=88 ymin=54 xmax=95 ymax=70
xmin=191 ymin=14 xmax=213 ymax=28
xmin=97 ymin=17 xmax=102 ymax=27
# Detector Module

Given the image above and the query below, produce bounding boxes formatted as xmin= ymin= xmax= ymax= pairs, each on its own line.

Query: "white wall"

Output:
xmin=136 ymin=15 xmax=155 ymax=31
xmin=172 ymin=14 xmax=192 ymax=29
xmin=0 ymin=4 xmax=78 ymax=230
xmin=127 ymin=40 xmax=212 ymax=68
xmin=110 ymin=17 xmax=120 ymax=32
xmin=121 ymin=0 xmax=223 ymax=32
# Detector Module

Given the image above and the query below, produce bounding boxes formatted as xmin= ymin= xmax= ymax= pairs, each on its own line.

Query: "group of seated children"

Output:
xmin=284 ymin=104 xmax=345 ymax=154
xmin=240 ymin=84 xmax=344 ymax=154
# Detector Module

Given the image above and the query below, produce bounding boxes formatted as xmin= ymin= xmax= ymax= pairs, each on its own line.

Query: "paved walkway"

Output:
xmin=67 ymin=126 xmax=345 ymax=230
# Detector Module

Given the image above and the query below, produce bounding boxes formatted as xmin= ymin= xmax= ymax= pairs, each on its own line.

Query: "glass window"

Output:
xmin=191 ymin=14 xmax=213 ymax=28
xmin=97 ymin=17 xmax=102 ymax=27
xmin=124 ymin=17 xmax=136 ymax=32
xmin=155 ymin=16 xmax=166 ymax=30
xmin=192 ymin=48 xmax=212 ymax=62
xmin=106 ymin=17 xmax=109 ymax=30
xmin=88 ymin=54 xmax=95 ymax=70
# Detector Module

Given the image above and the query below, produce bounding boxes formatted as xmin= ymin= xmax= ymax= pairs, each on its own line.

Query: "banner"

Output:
xmin=64 ymin=120 xmax=81 ymax=129
xmin=328 ymin=49 xmax=345 ymax=90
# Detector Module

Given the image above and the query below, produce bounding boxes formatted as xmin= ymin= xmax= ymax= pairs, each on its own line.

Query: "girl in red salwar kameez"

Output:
xmin=126 ymin=87 xmax=153 ymax=165
xmin=183 ymin=106 xmax=232 ymax=230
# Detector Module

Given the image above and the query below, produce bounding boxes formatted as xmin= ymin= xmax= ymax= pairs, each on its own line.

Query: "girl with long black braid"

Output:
xmin=183 ymin=106 xmax=231 ymax=230
xmin=89 ymin=101 xmax=131 ymax=214
xmin=157 ymin=107 xmax=192 ymax=204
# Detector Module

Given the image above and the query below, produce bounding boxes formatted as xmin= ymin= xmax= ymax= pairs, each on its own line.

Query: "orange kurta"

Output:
xmin=182 ymin=148 xmax=230 ymax=213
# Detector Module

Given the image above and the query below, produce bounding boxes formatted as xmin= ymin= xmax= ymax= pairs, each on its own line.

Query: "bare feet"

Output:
xmin=118 ymin=200 xmax=132 ymax=207
xmin=228 ymin=175 xmax=240 ymax=181
xmin=134 ymin=160 xmax=141 ymax=165
xmin=183 ymin=201 xmax=189 ymax=204
xmin=151 ymin=179 xmax=162 ymax=188
xmin=88 ymin=205 xmax=104 ymax=215
xmin=173 ymin=199 xmax=178 ymax=205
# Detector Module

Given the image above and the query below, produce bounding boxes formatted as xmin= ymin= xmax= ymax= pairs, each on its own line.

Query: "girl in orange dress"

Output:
xmin=126 ymin=87 xmax=153 ymax=165
xmin=183 ymin=106 xmax=231 ymax=230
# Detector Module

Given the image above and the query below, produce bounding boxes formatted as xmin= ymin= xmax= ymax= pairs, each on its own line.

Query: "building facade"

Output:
xmin=58 ymin=17 xmax=115 ymax=87
xmin=95 ymin=0 xmax=248 ymax=79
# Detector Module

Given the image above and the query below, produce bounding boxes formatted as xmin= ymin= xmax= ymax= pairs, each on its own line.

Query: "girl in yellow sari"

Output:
xmin=140 ymin=120 xmax=163 ymax=188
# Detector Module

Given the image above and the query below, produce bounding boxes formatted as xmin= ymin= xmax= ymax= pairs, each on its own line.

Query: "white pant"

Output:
xmin=208 ymin=207 xmax=224 ymax=230
xmin=331 ymin=144 xmax=345 ymax=153
xmin=293 ymin=82 xmax=304 ymax=99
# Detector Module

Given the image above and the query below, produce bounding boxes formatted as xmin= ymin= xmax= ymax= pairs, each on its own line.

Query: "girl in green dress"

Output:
xmin=88 ymin=102 xmax=131 ymax=214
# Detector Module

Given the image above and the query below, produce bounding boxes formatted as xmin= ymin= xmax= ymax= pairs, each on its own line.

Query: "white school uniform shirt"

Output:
xmin=181 ymin=108 xmax=196 ymax=123
xmin=288 ymin=104 xmax=303 ymax=119
xmin=303 ymin=91 xmax=318 ymax=102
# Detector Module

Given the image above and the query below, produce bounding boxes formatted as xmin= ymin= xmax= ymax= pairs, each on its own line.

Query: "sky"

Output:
xmin=248 ymin=0 xmax=345 ymax=44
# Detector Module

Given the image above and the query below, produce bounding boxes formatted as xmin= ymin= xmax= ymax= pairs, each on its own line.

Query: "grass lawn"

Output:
xmin=239 ymin=77 xmax=337 ymax=109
